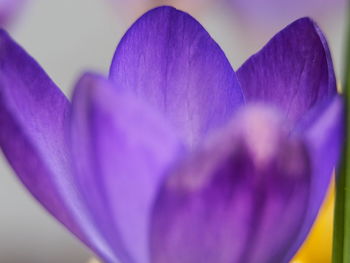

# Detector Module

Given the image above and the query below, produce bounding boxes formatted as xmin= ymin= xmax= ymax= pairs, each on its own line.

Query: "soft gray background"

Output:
xmin=0 ymin=0 xmax=346 ymax=262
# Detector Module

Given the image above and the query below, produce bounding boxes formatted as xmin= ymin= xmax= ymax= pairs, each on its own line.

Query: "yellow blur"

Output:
xmin=87 ymin=258 xmax=101 ymax=263
xmin=291 ymin=180 xmax=334 ymax=263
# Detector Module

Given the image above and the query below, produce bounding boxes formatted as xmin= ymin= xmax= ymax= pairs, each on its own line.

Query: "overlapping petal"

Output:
xmin=150 ymin=105 xmax=311 ymax=263
xmin=70 ymin=73 xmax=183 ymax=263
xmin=109 ymin=6 xmax=244 ymax=146
xmin=285 ymin=96 xmax=344 ymax=261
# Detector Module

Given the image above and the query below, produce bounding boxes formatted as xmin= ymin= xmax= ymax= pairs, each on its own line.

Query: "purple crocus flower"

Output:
xmin=0 ymin=6 xmax=344 ymax=263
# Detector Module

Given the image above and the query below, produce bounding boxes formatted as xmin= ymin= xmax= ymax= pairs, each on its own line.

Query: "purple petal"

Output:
xmin=0 ymin=31 xmax=116 ymax=262
xmin=237 ymin=18 xmax=336 ymax=126
xmin=284 ymin=95 xmax=344 ymax=261
xmin=150 ymin=105 xmax=311 ymax=263
xmin=70 ymin=73 xmax=183 ymax=263
xmin=0 ymin=29 xmax=78 ymax=236
xmin=109 ymin=6 xmax=244 ymax=146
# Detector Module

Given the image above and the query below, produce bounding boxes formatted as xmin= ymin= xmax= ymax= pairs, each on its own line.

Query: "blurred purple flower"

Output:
xmin=0 ymin=6 xmax=343 ymax=263
xmin=0 ymin=0 xmax=26 ymax=26
xmin=228 ymin=0 xmax=346 ymax=27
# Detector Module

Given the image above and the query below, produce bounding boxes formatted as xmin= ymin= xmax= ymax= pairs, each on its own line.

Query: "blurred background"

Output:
xmin=0 ymin=0 xmax=347 ymax=262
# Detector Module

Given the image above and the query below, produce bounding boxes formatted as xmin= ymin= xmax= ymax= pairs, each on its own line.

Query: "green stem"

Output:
xmin=333 ymin=4 xmax=350 ymax=263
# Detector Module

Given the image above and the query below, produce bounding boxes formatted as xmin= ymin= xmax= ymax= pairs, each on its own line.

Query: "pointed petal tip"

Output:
xmin=237 ymin=13 xmax=335 ymax=126
xmin=280 ymin=17 xmax=320 ymax=34
xmin=290 ymin=16 xmax=333 ymax=52
xmin=292 ymin=16 xmax=314 ymax=25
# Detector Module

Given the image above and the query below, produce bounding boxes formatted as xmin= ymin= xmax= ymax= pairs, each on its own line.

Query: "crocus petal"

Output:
xmin=70 ymin=73 xmax=183 ymax=263
xmin=151 ymin=105 xmax=311 ymax=263
xmin=0 ymin=31 xmax=116 ymax=262
xmin=237 ymin=18 xmax=336 ymax=126
xmin=109 ymin=6 xmax=244 ymax=146
xmin=284 ymin=96 xmax=344 ymax=261
xmin=0 ymin=29 xmax=79 ymax=236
